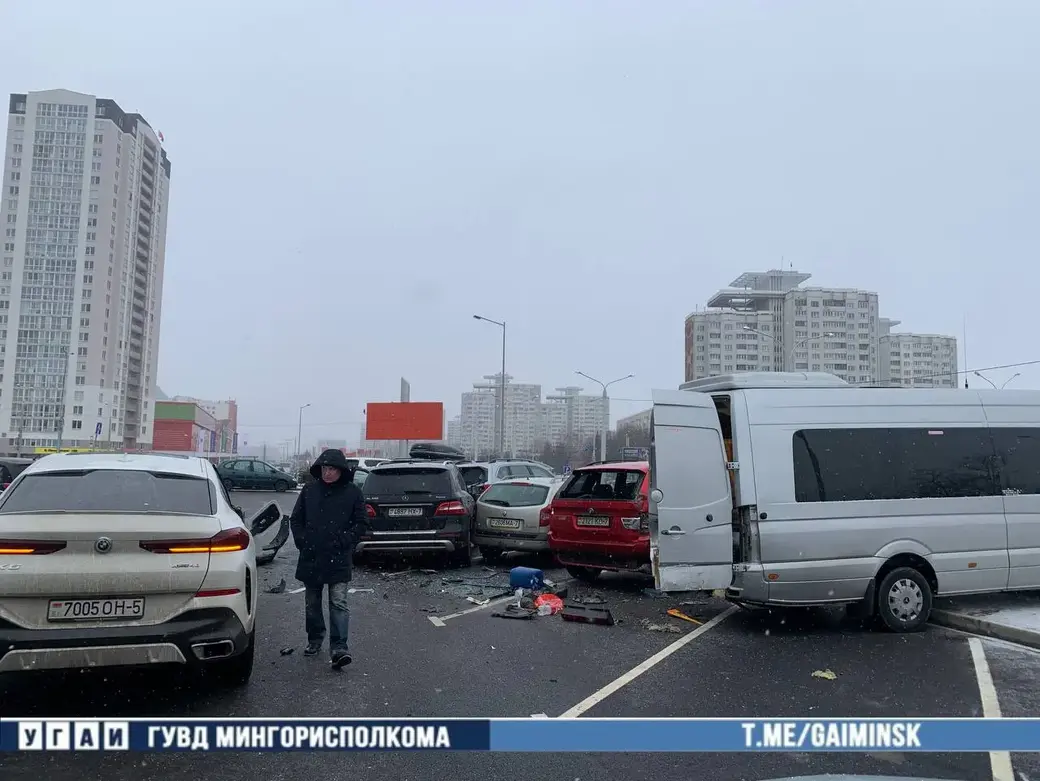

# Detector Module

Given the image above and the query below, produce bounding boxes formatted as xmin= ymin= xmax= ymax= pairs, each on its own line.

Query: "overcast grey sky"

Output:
xmin=3 ymin=1 xmax=1038 ymax=449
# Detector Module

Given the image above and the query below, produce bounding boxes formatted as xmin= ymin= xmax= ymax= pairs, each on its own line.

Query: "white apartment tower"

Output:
xmin=2 ymin=90 xmax=170 ymax=454
xmin=686 ymin=269 xmax=880 ymax=384
xmin=879 ymin=318 xmax=959 ymax=388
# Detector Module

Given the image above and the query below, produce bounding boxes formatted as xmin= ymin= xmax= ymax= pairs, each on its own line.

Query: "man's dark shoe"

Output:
xmin=304 ymin=642 xmax=322 ymax=656
xmin=330 ymin=649 xmax=352 ymax=669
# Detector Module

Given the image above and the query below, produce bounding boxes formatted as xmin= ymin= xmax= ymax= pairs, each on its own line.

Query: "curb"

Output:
xmin=930 ymin=608 xmax=1040 ymax=650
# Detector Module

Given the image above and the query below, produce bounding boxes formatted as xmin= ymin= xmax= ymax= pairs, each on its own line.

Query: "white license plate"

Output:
xmin=488 ymin=518 xmax=522 ymax=530
xmin=576 ymin=516 xmax=611 ymax=528
xmin=387 ymin=507 xmax=424 ymax=517
xmin=48 ymin=598 xmax=145 ymax=622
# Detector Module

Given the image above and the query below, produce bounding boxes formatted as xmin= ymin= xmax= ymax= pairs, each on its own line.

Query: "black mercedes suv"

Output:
xmin=357 ymin=460 xmax=476 ymax=567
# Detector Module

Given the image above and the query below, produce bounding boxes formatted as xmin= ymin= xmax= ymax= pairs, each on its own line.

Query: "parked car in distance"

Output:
xmin=0 ymin=452 xmax=258 ymax=685
xmin=345 ymin=457 xmax=390 ymax=471
xmin=216 ymin=458 xmax=297 ymax=492
xmin=358 ymin=460 xmax=476 ymax=567
xmin=457 ymin=459 xmax=557 ymax=499
xmin=546 ymin=460 xmax=651 ymax=582
xmin=473 ymin=478 xmax=563 ymax=563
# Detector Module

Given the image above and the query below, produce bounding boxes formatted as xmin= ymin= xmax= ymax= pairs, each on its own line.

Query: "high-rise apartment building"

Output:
xmin=542 ymin=386 xmax=608 ymax=448
xmin=1 ymin=90 xmax=170 ymax=454
xmin=459 ymin=375 xmax=543 ymax=458
xmin=879 ymin=319 xmax=959 ymax=388
xmin=685 ymin=269 xmax=957 ymax=388
xmin=455 ymin=378 xmax=609 ymax=459
xmin=687 ymin=270 xmax=880 ymax=384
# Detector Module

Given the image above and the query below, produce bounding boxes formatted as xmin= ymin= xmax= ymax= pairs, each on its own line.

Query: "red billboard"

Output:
xmin=365 ymin=402 xmax=444 ymax=441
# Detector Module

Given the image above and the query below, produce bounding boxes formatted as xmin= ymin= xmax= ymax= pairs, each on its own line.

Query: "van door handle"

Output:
xmin=661 ymin=527 xmax=686 ymax=536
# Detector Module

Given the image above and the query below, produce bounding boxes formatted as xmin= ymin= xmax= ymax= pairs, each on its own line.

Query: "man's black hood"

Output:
xmin=309 ymin=449 xmax=356 ymax=484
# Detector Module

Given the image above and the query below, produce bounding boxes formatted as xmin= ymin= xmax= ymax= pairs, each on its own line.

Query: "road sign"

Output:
xmin=562 ymin=463 xmax=572 ymax=475
xmin=621 ymin=447 xmax=649 ymax=461
xmin=95 ymin=422 xmax=103 ymax=437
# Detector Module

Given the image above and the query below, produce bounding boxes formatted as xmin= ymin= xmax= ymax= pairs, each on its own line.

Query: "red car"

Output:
xmin=546 ymin=461 xmax=650 ymax=582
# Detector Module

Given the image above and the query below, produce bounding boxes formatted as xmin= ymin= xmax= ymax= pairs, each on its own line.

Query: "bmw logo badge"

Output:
xmin=94 ymin=537 xmax=113 ymax=554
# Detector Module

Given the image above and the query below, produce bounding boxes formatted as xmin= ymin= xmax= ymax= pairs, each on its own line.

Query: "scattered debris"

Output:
xmin=572 ymin=594 xmax=606 ymax=605
xmin=530 ymin=713 xmax=550 ymax=719
xmin=811 ymin=669 xmax=838 ymax=681
xmin=467 ymin=596 xmax=491 ymax=607
xmin=266 ymin=578 xmax=287 ymax=594
xmin=492 ymin=604 xmax=536 ymax=620
xmin=417 ymin=578 xmax=433 ymax=588
xmin=666 ymin=608 xmax=702 ymax=625
xmin=642 ymin=588 xmax=666 ymax=599
xmin=534 ymin=593 xmax=565 ymax=616
xmin=645 ymin=622 xmax=682 ymax=634
xmin=561 ymin=601 xmax=614 ymax=626
xmin=279 ymin=647 xmax=294 ymax=656
xmin=347 ymin=588 xmax=374 ymax=594
xmin=420 ymin=568 xmax=438 ymax=574
xmin=419 ymin=606 xmax=441 ymax=613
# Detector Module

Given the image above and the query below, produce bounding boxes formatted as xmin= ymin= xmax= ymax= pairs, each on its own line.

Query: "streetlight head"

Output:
xmin=472 ymin=314 xmax=481 ymax=320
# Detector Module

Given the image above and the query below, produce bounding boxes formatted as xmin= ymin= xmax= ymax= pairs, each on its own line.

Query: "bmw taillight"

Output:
xmin=365 ymin=503 xmax=377 ymax=518
xmin=0 ymin=539 xmax=66 ymax=555
xmin=140 ymin=527 xmax=251 ymax=554
xmin=477 ymin=483 xmax=490 ymax=496
xmin=435 ymin=500 xmax=467 ymax=516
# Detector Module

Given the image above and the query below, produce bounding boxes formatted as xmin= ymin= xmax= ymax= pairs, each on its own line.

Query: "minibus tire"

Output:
xmin=876 ymin=566 xmax=932 ymax=633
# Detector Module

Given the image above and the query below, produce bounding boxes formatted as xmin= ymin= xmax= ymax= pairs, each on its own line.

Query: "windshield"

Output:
xmin=459 ymin=466 xmax=488 ymax=485
xmin=362 ymin=468 xmax=452 ymax=495
xmin=480 ymin=482 xmax=550 ymax=507
xmin=558 ymin=469 xmax=645 ymax=501
xmin=0 ymin=470 xmax=215 ymax=515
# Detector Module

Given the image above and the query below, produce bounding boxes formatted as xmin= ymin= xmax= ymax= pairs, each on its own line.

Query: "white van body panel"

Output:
xmin=740 ymin=388 xmax=1008 ymax=604
xmin=649 ymin=390 xmax=733 ymax=591
xmin=651 ymin=374 xmax=1040 ymax=605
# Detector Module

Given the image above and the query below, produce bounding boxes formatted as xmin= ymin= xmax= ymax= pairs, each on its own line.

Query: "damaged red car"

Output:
xmin=546 ymin=461 xmax=650 ymax=582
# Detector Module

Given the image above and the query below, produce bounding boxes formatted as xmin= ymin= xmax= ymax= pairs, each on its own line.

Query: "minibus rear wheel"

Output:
xmin=876 ymin=566 xmax=933 ymax=633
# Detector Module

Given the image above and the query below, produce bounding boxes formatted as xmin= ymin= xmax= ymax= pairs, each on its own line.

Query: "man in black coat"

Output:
xmin=289 ymin=449 xmax=368 ymax=668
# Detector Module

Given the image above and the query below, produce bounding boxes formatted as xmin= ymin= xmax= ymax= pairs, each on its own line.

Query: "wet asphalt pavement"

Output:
xmin=1 ymin=490 xmax=1039 ymax=781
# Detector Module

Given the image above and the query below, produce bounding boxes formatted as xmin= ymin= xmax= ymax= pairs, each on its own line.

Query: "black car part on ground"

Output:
xmin=408 ymin=442 xmax=467 ymax=462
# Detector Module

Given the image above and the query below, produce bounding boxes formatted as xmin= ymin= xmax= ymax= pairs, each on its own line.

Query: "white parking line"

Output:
xmin=968 ymin=637 xmax=1014 ymax=781
xmin=428 ymin=594 xmax=516 ymax=626
xmin=558 ymin=606 xmax=737 ymax=718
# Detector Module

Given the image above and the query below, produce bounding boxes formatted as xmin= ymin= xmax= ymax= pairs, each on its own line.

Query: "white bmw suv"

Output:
xmin=0 ymin=452 xmax=259 ymax=686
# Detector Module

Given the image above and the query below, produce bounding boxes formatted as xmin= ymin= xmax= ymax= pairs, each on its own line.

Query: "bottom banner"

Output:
xmin=3 ymin=718 xmax=1040 ymax=753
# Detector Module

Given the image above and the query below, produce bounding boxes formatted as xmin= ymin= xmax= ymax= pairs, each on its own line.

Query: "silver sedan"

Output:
xmin=473 ymin=477 xmax=563 ymax=563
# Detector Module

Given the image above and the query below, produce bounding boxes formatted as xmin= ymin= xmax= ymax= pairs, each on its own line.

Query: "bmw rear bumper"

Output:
xmin=0 ymin=608 xmax=249 ymax=674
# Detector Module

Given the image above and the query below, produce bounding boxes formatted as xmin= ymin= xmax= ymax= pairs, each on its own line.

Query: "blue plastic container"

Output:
xmin=509 ymin=566 xmax=545 ymax=591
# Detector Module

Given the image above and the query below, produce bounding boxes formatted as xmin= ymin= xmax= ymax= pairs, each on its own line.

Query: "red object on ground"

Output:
xmin=534 ymin=593 xmax=564 ymax=614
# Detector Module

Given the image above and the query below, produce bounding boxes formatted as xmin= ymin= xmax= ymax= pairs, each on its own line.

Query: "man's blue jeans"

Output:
xmin=305 ymin=582 xmax=350 ymax=651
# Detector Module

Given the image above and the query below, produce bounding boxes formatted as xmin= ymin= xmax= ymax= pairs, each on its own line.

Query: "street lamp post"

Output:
xmin=56 ymin=345 xmax=70 ymax=452
xmin=975 ymin=371 xmax=1020 ymax=390
xmin=296 ymin=403 xmax=311 ymax=462
xmin=742 ymin=326 xmax=837 ymax=369
xmin=576 ymin=371 xmax=634 ymax=462
xmin=473 ymin=315 xmax=506 ymax=457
